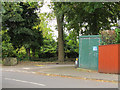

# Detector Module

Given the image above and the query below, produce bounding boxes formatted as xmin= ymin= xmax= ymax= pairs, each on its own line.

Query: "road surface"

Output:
xmin=2 ymin=70 xmax=118 ymax=88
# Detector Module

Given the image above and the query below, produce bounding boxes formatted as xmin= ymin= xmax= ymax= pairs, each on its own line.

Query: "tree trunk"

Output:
xmin=56 ymin=14 xmax=64 ymax=62
xmin=32 ymin=49 xmax=35 ymax=58
xmin=26 ymin=48 xmax=30 ymax=59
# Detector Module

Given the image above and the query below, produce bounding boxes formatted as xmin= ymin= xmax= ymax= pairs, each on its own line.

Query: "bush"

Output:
xmin=2 ymin=42 xmax=17 ymax=58
xmin=100 ymin=29 xmax=120 ymax=45
xmin=115 ymin=28 xmax=120 ymax=43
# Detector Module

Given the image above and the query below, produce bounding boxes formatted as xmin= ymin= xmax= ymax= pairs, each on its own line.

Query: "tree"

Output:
xmin=2 ymin=2 xmax=43 ymax=58
xmin=51 ymin=2 xmax=120 ymax=61
xmin=52 ymin=2 xmax=67 ymax=62
xmin=65 ymin=2 xmax=120 ymax=35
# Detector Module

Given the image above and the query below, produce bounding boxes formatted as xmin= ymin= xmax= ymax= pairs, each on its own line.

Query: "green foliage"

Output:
xmin=64 ymin=31 xmax=79 ymax=53
xmin=41 ymin=39 xmax=57 ymax=53
xmin=2 ymin=41 xmax=17 ymax=58
xmin=29 ymin=10 xmax=57 ymax=58
xmin=2 ymin=2 xmax=43 ymax=58
xmin=52 ymin=2 xmax=68 ymax=18
xmin=2 ymin=2 xmax=43 ymax=49
xmin=51 ymin=2 xmax=120 ymax=59
xmin=62 ymin=2 xmax=120 ymax=35
xmin=64 ymin=31 xmax=79 ymax=58
xmin=2 ymin=30 xmax=17 ymax=58
xmin=38 ymin=13 xmax=55 ymax=39
xmin=115 ymin=28 xmax=120 ymax=43
xmin=33 ymin=12 xmax=57 ymax=58
xmin=2 ymin=2 xmax=120 ymax=61
xmin=100 ymin=29 xmax=120 ymax=45
xmin=2 ymin=2 xmax=58 ymax=60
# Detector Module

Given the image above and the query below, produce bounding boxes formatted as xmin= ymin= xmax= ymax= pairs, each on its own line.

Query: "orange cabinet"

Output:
xmin=98 ymin=44 xmax=120 ymax=74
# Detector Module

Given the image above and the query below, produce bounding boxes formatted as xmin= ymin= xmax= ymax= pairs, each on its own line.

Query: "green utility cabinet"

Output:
xmin=79 ymin=35 xmax=101 ymax=70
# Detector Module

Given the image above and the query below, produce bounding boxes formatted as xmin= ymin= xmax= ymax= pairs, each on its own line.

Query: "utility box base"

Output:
xmin=98 ymin=44 xmax=120 ymax=74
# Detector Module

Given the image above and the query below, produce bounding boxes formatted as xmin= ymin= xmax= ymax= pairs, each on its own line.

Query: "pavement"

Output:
xmin=1 ymin=61 xmax=119 ymax=83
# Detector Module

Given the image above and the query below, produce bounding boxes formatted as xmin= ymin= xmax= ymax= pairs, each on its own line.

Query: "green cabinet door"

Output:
xmin=79 ymin=35 xmax=100 ymax=70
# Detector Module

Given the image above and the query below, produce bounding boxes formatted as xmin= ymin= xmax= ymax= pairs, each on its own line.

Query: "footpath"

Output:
xmin=2 ymin=61 xmax=119 ymax=83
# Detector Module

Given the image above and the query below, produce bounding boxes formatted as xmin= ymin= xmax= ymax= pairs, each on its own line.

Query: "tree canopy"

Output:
xmin=51 ymin=2 xmax=120 ymax=61
xmin=65 ymin=2 xmax=120 ymax=35
xmin=2 ymin=2 xmax=120 ymax=62
xmin=2 ymin=2 xmax=43 ymax=57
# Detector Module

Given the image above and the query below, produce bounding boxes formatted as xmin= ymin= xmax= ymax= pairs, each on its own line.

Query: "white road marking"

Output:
xmin=22 ymin=68 xmax=30 ymax=70
xmin=4 ymin=70 xmax=36 ymax=74
xmin=4 ymin=78 xmax=46 ymax=86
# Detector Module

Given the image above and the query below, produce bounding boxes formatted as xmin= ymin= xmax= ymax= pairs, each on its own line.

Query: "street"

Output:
xmin=2 ymin=70 xmax=118 ymax=88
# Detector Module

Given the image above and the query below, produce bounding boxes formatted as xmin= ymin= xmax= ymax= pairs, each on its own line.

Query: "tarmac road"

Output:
xmin=2 ymin=70 xmax=118 ymax=88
